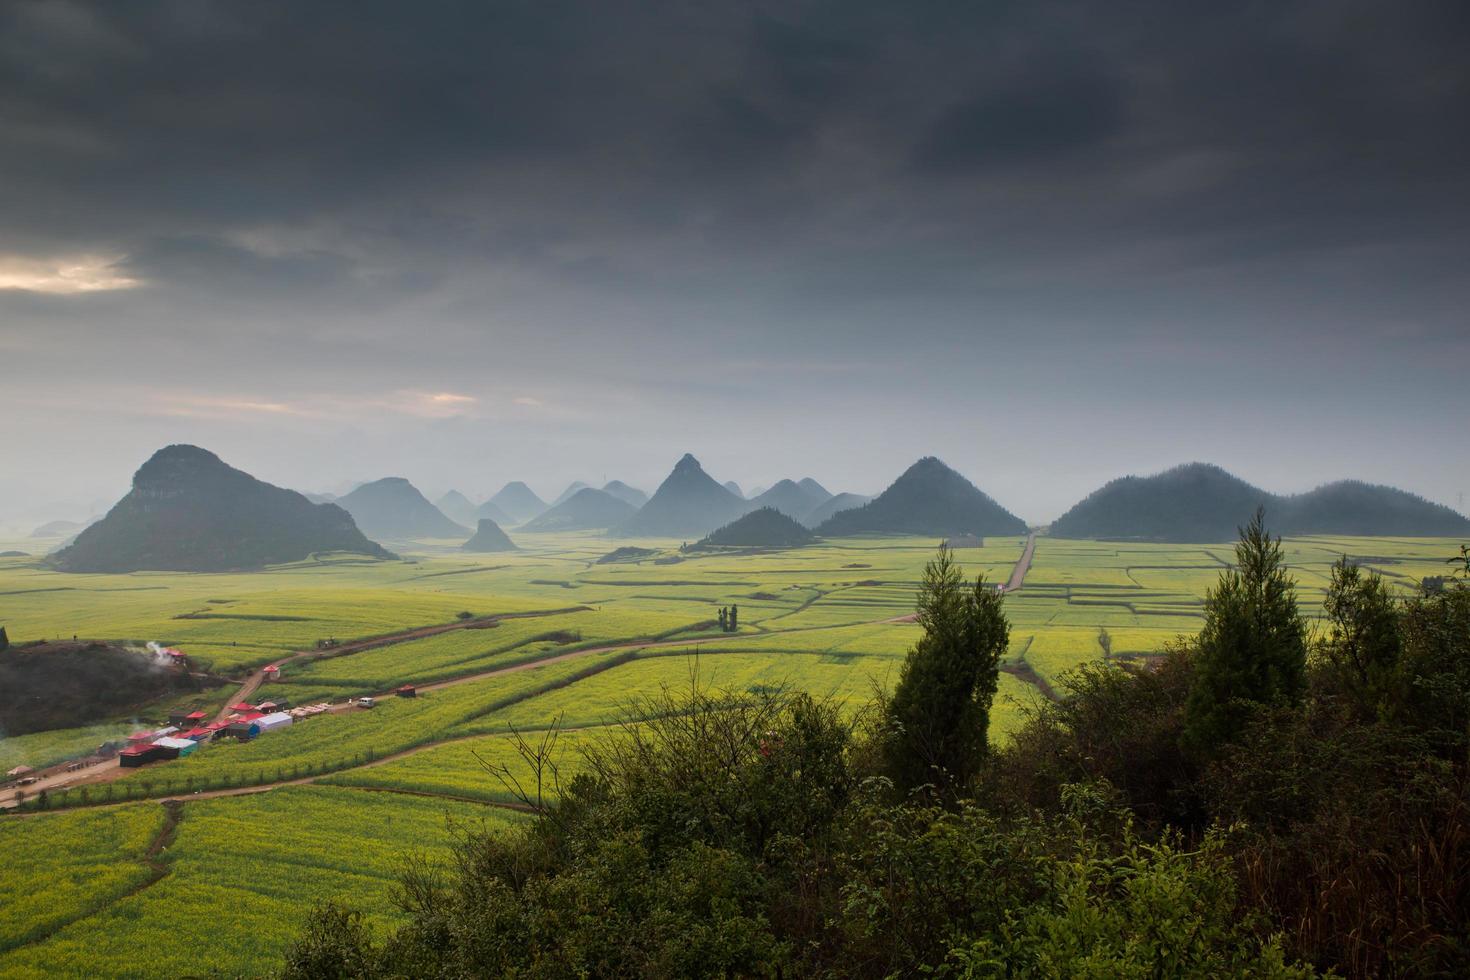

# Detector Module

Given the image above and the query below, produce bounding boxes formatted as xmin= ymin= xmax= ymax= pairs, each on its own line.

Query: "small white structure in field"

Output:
xmin=257 ymin=711 xmax=293 ymax=732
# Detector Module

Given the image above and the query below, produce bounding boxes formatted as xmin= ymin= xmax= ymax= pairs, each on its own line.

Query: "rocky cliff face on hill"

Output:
xmin=337 ymin=477 xmax=469 ymax=539
xmin=51 ymin=445 xmax=392 ymax=572
xmin=817 ymin=457 xmax=1027 ymax=537
xmin=615 ymin=454 xmax=748 ymax=538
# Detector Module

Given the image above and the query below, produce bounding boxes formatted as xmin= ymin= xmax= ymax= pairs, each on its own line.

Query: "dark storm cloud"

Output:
xmin=2 ymin=0 xmax=1469 ymax=525
xmin=913 ymin=59 xmax=1124 ymax=172
xmin=1 ymin=0 xmax=1465 ymax=301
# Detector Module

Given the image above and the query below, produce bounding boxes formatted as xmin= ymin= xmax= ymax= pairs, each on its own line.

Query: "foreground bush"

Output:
xmin=280 ymin=532 xmax=1470 ymax=979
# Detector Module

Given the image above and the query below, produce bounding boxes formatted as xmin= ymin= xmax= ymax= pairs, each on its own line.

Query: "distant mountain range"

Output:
xmin=749 ymin=479 xmax=831 ymax=522
xmin=435 ymin=490 xmax=481 ymax=527
xmin=462 ymin=518 xmax=518 ymax=552
xmin=817 ymin=457 xmax=1027 ymax=537
xmin=488 ymin=482 xmax=547 ymax=524
xmin=522 ymin=488 xmax=637 ymax=532
xmin=31 ymin=519 xmax=87 ymax=538
xmin=601 ymin=480 xmax=649 ymax=508
xmin=38 ymin=450 xmax=1466 ymax=570
xmin=338 ymin=478 xmax=469 ymax=539
xmin=1051 ymin=463 xmax=1470 ymax=541
xmin=51 ymin=445 xmax=391 ymax=572
xmin=550 ymin=481 xmax=591 ymax=507
xmin=801 ymin=492 xmax=870 ymax=528
xmin=616 ymin=454 xmax=748 ymax=538
xmin=694 ymin=507 xmax=816 ymax=549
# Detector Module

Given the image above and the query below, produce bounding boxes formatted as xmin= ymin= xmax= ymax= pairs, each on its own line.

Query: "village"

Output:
xmin=3 ymin=647 xmax=421 ymax=805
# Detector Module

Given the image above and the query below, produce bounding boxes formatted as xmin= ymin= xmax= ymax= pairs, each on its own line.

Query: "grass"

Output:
xmin=0 ymin=787 xmax=518 ymax=978
xmin=0 ymin=803 xmax=167 ymax=955
xmin=320 ymin=727 xmax=609 ymax=805
xmin=0 ymin=722 xmax=139 ymax=774
xmin=0 ymin=530 xmax=1460 ymax=974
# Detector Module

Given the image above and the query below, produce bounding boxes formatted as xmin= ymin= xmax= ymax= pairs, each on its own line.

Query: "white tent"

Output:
xmin=257 ymin=711 xmax=293 ymax=732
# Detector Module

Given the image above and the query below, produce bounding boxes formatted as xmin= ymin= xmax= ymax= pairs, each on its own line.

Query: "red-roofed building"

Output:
xmin=127 ymin=732 xmax=153 ymax=743
xmin=263 ymin=664 xmax=282 ymax=681
xmin=230 ymin=702 xmax=255 ymax=712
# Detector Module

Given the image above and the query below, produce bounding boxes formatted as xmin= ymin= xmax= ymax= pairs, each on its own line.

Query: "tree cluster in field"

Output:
xmin=693 ymin=507 xmax=817 ymax=550
xmin=717 ymin=604 xmax=739 ymax=633
xmin=282 ymin=517 xmax=1470 ymax=979
xmin=0 ymin=642 xmax=202 ymax=736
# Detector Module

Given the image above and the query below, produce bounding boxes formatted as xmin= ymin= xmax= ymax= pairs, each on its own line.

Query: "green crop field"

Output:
xmin=0 ymin=787 xmax=518 ymax=978
xmin=0 ymin=530 xmax=1459 ymax=975
xmin=0 ymin=804 xmax=167 ymax=955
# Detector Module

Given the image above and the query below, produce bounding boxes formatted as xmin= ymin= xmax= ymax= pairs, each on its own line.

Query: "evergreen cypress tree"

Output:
xmin=1182 ymin=508 xmax=1307 ymax=757
xmin=729 ymin=604 xmax=738 ymax=632
xmin=882 ymin=545 xmax=1009 ymax=795
xmin=1320 ymin=556 xmax=1402 ymax=720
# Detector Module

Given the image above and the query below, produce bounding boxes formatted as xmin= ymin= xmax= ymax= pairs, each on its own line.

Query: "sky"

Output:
xmin=2 ymin=0 xmax=1468 ymax=530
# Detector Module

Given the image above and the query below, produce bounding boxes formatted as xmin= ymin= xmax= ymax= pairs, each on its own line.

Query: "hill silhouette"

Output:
xmin=522 ymin=488 xmax=637 ymax=532
xmin=616 ymin=454 xmax=748 ymax=538
xmin=489 ymin=482 xmax=546 ymax=523
xmin=801 ymin=492 xmax=871 ymax=528
xmin=817 ymin=457 xmax=1027 ymax=537
xmin=338 ymin=477 xmax=469 ymax=539
xmin=694 ymin=507 xmax=817 ymax=549
xmin=474 ymin=497 xmax=514 ymax=525
xmin=750 ymin=479 xmax=829 ymax=521
xmin=435 ymin=490 xmax=480 ymax=527
xmin=1050 ymin=464 xmax=1470 ymax=540
xmin=798 ymin=478 xmax=832 ymax=502
xmin=1050 ymin=463 xmax=1270 ymax=542
xmin=551 ymin=481 xmax=591 ymax=507
xmin=1278 ymin=480 xmax=1470 ymax=536
xmin=31 ymin=519 xmax=85 ymax=538
xmin=51 ymin=445 xmax=391 ymax=572
xmin=723 ymin=481 xmax=745 ymax=498
xmin=601 ymin=480 xmax=649 ymax=508
xmin=461 ymin=518 xmax=518 ymax=552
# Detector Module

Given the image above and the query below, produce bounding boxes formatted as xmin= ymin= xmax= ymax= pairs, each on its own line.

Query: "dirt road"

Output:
xmin=0 ymin=553 xmax=1048 ymax=813
xmin=211 ymin=605 xmax=590 ymax=722
xmin=1006 ymin=533 xmax=1038 ymax=592
xmin=883 ymin=532 xmax=1038 ymax=624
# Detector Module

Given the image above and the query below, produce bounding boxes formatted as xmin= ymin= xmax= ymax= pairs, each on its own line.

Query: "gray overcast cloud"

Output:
xmin=2 ymin=0 xmax=1467 ymax=528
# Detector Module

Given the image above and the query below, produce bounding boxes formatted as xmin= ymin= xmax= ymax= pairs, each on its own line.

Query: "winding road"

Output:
xmin=1 ymin=540 xmax=1046 ymax=813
